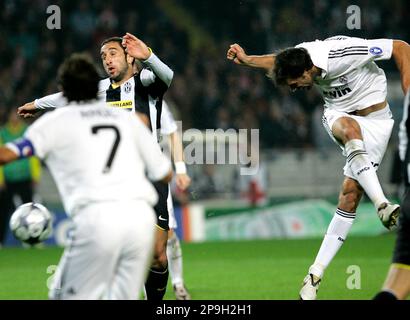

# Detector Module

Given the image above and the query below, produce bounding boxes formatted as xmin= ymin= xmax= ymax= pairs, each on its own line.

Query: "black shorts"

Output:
xmin=392 ymin=188 xmax=410 ymax=265
xmin=152 ymin=181 xmax=169 ymax=231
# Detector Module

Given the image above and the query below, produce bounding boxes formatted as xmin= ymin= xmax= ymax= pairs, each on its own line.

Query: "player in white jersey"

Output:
xmin=0 ymin=53 xmax=173 ymax=299
xmin=17 ymin=33 xmax=192 ymax=300
xmin=227 ymin=36 xmax=410 ymax=299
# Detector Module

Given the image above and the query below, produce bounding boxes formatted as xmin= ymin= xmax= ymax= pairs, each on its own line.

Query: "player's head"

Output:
xmin=100 ymin=37 xmax=135 ymax=82
xmin=58 ymin=53 xmax=99 ymax=102
xmin=274 ymin=47 xmax=316 ymax=92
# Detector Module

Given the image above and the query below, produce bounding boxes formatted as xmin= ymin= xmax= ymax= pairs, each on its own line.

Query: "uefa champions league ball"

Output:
xmin=9 ymin=202 xmax=53 ymax=245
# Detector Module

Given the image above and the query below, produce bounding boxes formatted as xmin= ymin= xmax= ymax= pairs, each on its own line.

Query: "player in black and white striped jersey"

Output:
xmin=17 ymin=33 xmax=191 ymax=300
xmin=228 ymin=36 xmax=410 ymax=299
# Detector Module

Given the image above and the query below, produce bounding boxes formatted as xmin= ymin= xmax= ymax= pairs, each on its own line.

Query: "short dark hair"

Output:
xmin=58 ymin=53 xmax=99 ymax=102
xmin=101 ymin=37 xmax=124 ymax=49
xmin=274 ymin=47 xmax=313 ymax=85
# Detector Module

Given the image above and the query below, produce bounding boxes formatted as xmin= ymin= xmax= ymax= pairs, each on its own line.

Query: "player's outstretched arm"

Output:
xmin=392 ymin=40 xmax=410 ymax=94
xmin=227 ymin=43 xmax=276 ymax=76
xmin=17 ymin=91 xmax=69 ymax=119
xmin=17 ymin=101 xmax=41 ymax=118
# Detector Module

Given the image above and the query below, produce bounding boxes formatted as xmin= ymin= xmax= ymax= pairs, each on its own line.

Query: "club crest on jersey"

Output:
xmin=123 ymin=81 xmax=132 ymax=93
xmin=339 ymin=75 xmax=348 ymax=84
xmin=369 ymin=47 xmax=383 ymax=55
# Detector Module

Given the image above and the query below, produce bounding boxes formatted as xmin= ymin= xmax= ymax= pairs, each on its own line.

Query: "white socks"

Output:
xmin=310 ymin=209 xmax=355 ymax=278
xmin=345 ymin=139 xmax=388 ymax=209
xmin=167 ymin=232 xmax=184 ymax=286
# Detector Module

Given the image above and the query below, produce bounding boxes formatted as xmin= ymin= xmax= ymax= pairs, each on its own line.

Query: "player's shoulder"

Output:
xmin=99 ymin=77 xmax=111 ymax=89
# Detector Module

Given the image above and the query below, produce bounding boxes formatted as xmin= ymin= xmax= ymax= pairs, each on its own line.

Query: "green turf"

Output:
xmin=0 ymin=234 xmax=397 ymax=300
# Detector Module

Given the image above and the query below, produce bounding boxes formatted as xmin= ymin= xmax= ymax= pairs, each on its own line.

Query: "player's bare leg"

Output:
xmin=300 ymin=178 xmax=362 ymax=299
xmin=167 ymin=228 xmax=191 ymax=300
xmin=145 ymin=227 xmax=169 ymax=300
xmin=333 ymin=117 xmax=399 ymax=229
xmin=301 ymin=117 xmax=398 ymax=299
xmin=377 ymin=264 xmax=410 ymax=299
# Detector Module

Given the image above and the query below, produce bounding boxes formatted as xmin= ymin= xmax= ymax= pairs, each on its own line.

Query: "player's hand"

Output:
xmin=122 ymin=33 xmax=151 ymax=61
xmin=227 ymin=43 xmax=250 ymax=66
xmin=175 ymin=173 xmax=191 ymax=191
xmin=17 ymin=101 xmax=40 ymax=119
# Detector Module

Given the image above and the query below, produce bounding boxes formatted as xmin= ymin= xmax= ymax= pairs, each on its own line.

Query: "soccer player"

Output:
xmin=161 ymin=101 xmax=192 ymax=299
xmin=17 ymin=33 xmax=190 ymax=300
xmin=227 ymin=36 xmax=410 ymax=299
xmin=374 ymin=89 xmax=410 ymax=300
xmin=0 ymin=53 xmax=173 ymax=299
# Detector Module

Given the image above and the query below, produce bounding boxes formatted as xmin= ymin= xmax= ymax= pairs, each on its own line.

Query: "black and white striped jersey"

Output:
xmin=399 ymin=90 xmax=410 ymax=184
xmin=296 ymin=36 xmax=393 ymax=113
xmin=34 ymin=52 xmax=176 ymax=142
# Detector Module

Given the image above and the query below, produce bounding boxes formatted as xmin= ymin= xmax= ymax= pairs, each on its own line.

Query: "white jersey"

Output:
xmin=23 ymin=102 xmax=171 ymax=216
xmin=296 ymin=36 xmax=393 ymax=113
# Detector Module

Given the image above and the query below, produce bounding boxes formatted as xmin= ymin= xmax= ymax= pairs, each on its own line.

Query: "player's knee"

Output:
xmin=333 ymin=118 xmax=362 ymax=144
xmin=341 ymin=127 xmax=362 ymax=144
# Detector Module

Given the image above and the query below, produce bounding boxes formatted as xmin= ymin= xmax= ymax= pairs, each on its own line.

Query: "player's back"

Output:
xmin=26 ymin=101 xmax=161 ymax=215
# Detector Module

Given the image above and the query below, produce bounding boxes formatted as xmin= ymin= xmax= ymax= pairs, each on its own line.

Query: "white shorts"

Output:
xmin=167 ymin=184 xmax=177 ymax=229
xmin=49 ymin=200 xmax=156 ymax=300
xmin=322 ymin=105 xmax=394 ymax=179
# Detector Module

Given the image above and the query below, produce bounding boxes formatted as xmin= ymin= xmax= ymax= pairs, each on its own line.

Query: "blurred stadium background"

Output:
xmin=0 ymin=0 xmax=409 ymax=299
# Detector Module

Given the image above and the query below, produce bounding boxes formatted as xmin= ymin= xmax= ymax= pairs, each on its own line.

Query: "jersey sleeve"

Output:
xmin=34 ymin=92 xmax=68 ymax=110
xmin=131 ymin=115 xmax=171 ymax=181
xmin=160 ymin=101 xmax=178 ymax=135
xmin=138 ymin=52 xmax=174 ymax=97
xmin=34 ymin=79 xmax=108 ymax=110
xmin=327 ymin=38 xmax=393 ymax=77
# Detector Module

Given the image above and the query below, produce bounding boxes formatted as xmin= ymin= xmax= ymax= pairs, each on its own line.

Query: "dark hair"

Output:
xmin=101 ymin=37 xmax=124 ymax=49
xmin=274 ymin=47 xmax=313 ymax=85
xmin=58 ymin=53 xmax=99 ymax=102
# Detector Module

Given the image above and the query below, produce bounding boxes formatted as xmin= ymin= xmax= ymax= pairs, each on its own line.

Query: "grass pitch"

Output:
xmin=0 ymin=234 xmax=396 ymax=300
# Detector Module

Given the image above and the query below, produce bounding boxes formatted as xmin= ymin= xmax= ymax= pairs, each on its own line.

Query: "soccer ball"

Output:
xmin=9 ymin=202 xmax=53 ymax=245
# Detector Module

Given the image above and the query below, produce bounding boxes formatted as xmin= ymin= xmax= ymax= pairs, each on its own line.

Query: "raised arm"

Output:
xmin=227 ymin=43 xmax=276 ymax=77
xmin=392 ymin=40 xmax=410 ymax=94
xmin=122 ymin=32 xmax=173 ymax=87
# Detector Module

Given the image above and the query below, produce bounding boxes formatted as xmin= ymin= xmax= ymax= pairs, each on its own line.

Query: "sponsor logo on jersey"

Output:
xmin=323 ymin=85 xmax=352 ymax=98
xmin=369 ymin=46 xmax=383 ymax=55
xmin=107 ymin=100 xmax=133 ymax=110
xmin=337 ymin=237 xmax=345 ymax=242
